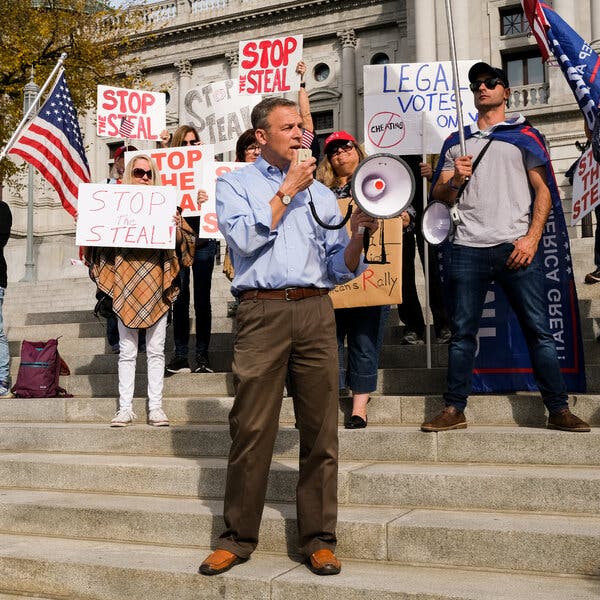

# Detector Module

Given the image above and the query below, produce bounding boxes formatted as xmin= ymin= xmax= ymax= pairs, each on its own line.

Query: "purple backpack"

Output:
xmin=11 ymin=339 xmax=72 ymax=398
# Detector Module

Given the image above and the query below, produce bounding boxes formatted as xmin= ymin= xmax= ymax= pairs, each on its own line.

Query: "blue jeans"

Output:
xmin=172 ymin=240 xmax=216 ymax=357
xmin=594 ymin=205 xmax=600 ymax=268
xmin=0 ymin=287 xmax=9 ymax=388
xmin=444 ymin=243 xmax=568 ymax=414
xmin=335 ymin=305 xmax=389 ymax=394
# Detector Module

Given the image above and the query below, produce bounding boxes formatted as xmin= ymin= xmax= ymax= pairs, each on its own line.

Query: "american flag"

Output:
xmin=9 ymin=72 xmax=90 ymax=218
xmin=119 ymin=115 xmax=134 ymax=138
xmin=521 ymin=0 xmax=551 ymax=61
xmin=301 ymin=128 xmax=315 ymax=149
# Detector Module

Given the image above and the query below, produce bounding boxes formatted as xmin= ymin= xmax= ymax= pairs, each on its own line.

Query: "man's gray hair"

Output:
xmin=251 ymin=97 xmax=298 ymax=130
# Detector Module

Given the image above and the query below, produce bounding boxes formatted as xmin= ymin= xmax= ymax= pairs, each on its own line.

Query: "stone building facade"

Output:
xmin=5 ymin=0 xmax=598 ymax=281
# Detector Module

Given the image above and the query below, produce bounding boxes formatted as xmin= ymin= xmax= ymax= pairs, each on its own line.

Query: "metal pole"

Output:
xmin=20 ymin=71 xmax=40 ymax=283
xmin=444 ymin=0 xmax=467 ymax=156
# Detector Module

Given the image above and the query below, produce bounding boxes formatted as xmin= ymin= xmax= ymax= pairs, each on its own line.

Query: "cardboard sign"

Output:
xmin=330 ymin=198 xmax=403 ymax=309
xmin=76 ymin=183 xmax=177 ymax=249
xmin=125 ymin=146 xmax=214 ymax=218
xmin=572 ymin=147 xmax=600 ymax=224
xmin=199 ymin=161 xmax=249 ymax=239
xmin=363 ymin=61 xmax=479 ymax=155
xmin=182 ymin=79 xmax=261 ymax=154
xmin=97 ymin=85 xmax=166 ymax=141
xmin=238 ymin=35 xmax=303 ymax=94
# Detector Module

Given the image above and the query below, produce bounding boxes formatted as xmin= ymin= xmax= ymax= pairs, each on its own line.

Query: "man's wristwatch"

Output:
xmin=276 ymin=190 xmax=292 ymax=205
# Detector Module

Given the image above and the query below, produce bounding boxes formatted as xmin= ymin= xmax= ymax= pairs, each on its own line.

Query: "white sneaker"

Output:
xmin=148 ymin=408 xmax=169 ymax=427
xmin=110 ymin=408 xmax=136 ymax=427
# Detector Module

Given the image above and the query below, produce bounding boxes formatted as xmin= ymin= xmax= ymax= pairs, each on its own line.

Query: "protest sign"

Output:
xmin=571 ymin=147 xmax=600 ymax=224
xmin=76 ymin=183 xmax=177 ymax=249
xmin=97 ymin=86 xmax=166 ymax=141
xmin=363 ymin=61 xmax=478 ymax=155
xmin=198 ymin=161 xmax=250 ymax=240
xmin=183 ymin=79 xmax=261 ymax=154
xmin=330 ymin=198 xmax=403 ymax=309
xmin=238 ymin=35 xmax=303 ymax=94
xmin=125 ymin=146 xmax=214 ymax=218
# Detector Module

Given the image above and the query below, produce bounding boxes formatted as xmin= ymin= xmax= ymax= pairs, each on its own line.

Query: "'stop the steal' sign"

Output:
xmin=238 ymin=35 xmax=303 ymax=94
xmin=572 ymin=147 xmax=600 ymax=224
xmin=97 ymin=85 xmax=166 ymax=141
xmin=363 ymin=62 xmax=478 ymax=155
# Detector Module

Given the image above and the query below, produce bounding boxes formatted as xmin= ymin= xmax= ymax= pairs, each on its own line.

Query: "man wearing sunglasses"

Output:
xmin=421 ymin=62 xmax=589 ymax=434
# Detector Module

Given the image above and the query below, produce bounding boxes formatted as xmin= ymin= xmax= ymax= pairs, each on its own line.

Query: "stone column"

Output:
xmin=225 ymin=49 xmax=239 ymax=80
xmin=451 ymin=0 xmax=469 ymax=60
xmin=415 ymin=0 xmax=437 ymax=62
xmin=337 ymin=29 xmax=358 ymax=137
xmin=175 ymin=59 xmax=192 ymax=123
xmin=591 ymin=0 xmax=600 ymax=46
xmin=552 ymin=0 xmax=575 ymax=30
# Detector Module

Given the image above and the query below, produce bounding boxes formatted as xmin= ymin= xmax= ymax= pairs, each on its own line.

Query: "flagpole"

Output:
xmin=0 ymin=52 xmax=68 ymax=163
xmin=444 ymin=0 xmax=467 ymax=156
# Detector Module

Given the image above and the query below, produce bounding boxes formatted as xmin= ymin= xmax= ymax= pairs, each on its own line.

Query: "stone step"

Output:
xmin=0 ymin=489 xmax=598 ymax=575
xmin=0 ymin=534 xmax=597 ymax=599
xmin=2 ymin=394 xmax=599 ymax=427
xmin=1 ymin=452 xmax=599 ymax=513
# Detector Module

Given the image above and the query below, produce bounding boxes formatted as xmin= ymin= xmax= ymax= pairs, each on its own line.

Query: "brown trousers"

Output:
xmin=217 ymin=294 xmax=339 ymax=558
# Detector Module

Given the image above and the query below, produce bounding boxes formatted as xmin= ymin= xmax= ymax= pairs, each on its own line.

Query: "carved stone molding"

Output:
xmin=337 ymin=29 xmax=357 ymax=49
xmin=175 ymin=59 xmax=193 ymax=77
xmin=225 ymin=49 xmax=239 ymax=68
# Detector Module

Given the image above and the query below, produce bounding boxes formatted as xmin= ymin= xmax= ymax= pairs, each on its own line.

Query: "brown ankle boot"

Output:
xmin=421 ymin=406 xmax=467 ymax=432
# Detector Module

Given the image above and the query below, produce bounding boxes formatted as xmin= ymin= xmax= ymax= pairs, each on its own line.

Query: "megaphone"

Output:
xmin=421 ymin=201 xmax=454 ymax=245
xmin=351 ymin=154 xmax=415 ymax=219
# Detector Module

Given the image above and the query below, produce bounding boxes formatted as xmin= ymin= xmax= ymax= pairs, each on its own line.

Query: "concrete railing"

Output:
xmin=509 ymin=82 xmax=550 ymax=109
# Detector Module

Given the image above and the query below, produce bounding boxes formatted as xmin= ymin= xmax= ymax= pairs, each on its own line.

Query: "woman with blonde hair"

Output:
xmin=85 ymin=154 xmax=195 ymax=427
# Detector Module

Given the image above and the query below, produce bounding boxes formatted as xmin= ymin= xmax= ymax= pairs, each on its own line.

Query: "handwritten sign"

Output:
xmin=76 ymin=183 xmax=177 ymax=249
xmin=183 ymin=79 xmax=261 ymax=153
xmin=199 ymin=161 xmax=249 ymax=239
xmin=238 ymin=35 xmax=303 ymax=94
xmin=97 ymin=85 xmax=166 ymax=141
xmin=572 ymin=147 xmax=600 ymax=224
xmin=363 ymin=61 xmax=479 ymax=155
xmin=125 ymin=146 xmax=214 ymax=218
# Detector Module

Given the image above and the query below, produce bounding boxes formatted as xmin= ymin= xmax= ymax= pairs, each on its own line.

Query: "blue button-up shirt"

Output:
xmin=216 ymin=156 xmax=361 ymax=295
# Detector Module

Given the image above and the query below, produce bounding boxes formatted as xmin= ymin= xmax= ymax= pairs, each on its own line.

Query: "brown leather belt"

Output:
xmin=238 ymin=287 xmax=329 ymax=302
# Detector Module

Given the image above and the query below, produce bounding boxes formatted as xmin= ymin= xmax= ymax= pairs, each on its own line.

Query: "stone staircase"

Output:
xmin=0 ymin=239 xmax=599 ymax=599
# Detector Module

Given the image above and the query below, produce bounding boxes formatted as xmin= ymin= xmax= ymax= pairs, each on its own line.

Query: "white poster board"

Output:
xmin=363 ymin=61 xmax=479 ymax=155
xmin=125 ymin=146 xmax=214 ymax=217
xmin=76 ymin=183 xmax=177 ymax=249
xmin=572 ymin=148 xmax=600 ymax=224
xmin=198 ymin=161 xmax=250 ymax=240
xmin=238 ymin=35 xmax=303 ymax=94
xmin=182 ymin=79 xmax=261 ymax=154
xmin=96 ymin=85 xmax=166 ymax=141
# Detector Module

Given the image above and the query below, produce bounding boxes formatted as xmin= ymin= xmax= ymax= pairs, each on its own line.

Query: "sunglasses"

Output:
xmin=181 ymin=140 xmax=199 ymax=146
xmin=327 ymin=140 xmax=355 ymax=157
xmin=469 ymin=77 xmax=505 ymax=92
xmin=132 ymin=168 xmax=153 ymax=179
xmin=245 ymin=144 xmax=260 ymax=152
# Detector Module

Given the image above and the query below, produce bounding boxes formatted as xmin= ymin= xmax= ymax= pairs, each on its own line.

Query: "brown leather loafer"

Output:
xmin=199 ymin=549 xmax=246 ymax=576
xmin=421 ymin=405 xmax=467 ymax=432
xmin=547 ymin=408 xmax=591 ymax=432
xmin=307 ymin=548 xmax=341 ymax=575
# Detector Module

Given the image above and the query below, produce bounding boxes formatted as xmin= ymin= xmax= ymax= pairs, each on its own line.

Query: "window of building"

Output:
xmin=313 ymin=110 xmax=334 ymax=155
xmin=503 ymin=50 xmax=544 ymax=87
xmin=314 ymin=63 xmax=330 ymax=82
xmin=500 ymin=6 xmax=531 ymax=36
xmin=371 ymin=52 xmax=390 ymax=65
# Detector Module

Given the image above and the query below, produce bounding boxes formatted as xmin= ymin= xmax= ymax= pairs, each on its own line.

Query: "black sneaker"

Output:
xmin=165 ymin=356 xmax=191 ymax=374
xmin=194 ymin=354 xmax=214 ymax=373
xmin=584 ymin=268 xmax=600 ymax=284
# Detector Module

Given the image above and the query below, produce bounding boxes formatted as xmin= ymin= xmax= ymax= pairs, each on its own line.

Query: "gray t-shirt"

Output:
xmin=442 ymin=126 xmax=544 ymax=247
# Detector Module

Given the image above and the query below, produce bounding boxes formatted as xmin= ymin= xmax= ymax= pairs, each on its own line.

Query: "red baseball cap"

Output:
xmin=324 ymin=131 xmax=357 ymax=153
xmin=114 ymin=145 xmax=137 ymax=161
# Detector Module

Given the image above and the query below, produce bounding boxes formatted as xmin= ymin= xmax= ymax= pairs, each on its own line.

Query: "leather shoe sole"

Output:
xmin=199 ymin=549 xmax=247 ymax=576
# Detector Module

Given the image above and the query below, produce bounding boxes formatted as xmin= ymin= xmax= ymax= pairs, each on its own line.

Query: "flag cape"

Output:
xmin=431 ymin=118 xmax=586 ymax=393
xmin=9 ymin=71 xmax=90 ymax=217
xmin=522 ymin=0 xmax=600 ymax=131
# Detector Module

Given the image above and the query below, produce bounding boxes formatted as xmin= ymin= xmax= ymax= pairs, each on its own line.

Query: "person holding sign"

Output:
xmin=165 ymin=125 xmax=218 ymax=375
xmin=316 ymin=131 xmax=392 ymax=430
xmin=421 ymin=62 xmax=590 ymax=434
xmin=199 ymin=97 xmax=376 ymax=577
xmin=85 ymin=155 xmax=195 ymax=427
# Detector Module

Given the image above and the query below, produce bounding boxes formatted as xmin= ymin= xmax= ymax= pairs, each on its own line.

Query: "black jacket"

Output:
xmin=0 ymin=201 xmax=12 ymax=288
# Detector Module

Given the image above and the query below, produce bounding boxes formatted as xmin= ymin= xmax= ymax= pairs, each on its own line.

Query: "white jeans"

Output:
xmin=117 ymin=313 xmax=167 ymax=411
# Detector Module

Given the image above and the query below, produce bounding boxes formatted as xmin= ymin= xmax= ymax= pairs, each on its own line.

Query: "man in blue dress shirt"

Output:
xmin=199 ymin=97 xmax=377 ymax=577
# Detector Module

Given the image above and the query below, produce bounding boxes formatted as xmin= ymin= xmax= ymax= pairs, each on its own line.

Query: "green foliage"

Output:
xmin=0 ymin=0 xmax=144 ymax=184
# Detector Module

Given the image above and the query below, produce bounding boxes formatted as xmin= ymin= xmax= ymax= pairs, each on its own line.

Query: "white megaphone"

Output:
xmin=351 ymin=154 xmax=415 ymax=219
xmin=421 ymin=201 xmax=455 ymax=245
